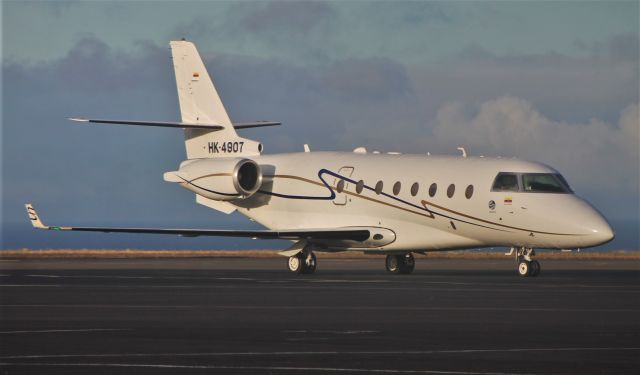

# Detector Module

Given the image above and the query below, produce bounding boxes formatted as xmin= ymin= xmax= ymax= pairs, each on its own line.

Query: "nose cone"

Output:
xmin=585 ymin=213 xmax=615 ymax=247
xmin=545 ymin=196 xmax=615 ymax=248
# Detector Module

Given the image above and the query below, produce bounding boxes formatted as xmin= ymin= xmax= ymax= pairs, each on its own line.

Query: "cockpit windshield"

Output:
xmin=492 ymin=173 xmax=519 ymax=191
xmin=522 ymin=173 xmax=572 ymax=193
xmin=492 ymin=172 xmax=573 ymax=193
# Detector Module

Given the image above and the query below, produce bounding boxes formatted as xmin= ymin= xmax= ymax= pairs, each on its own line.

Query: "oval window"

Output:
xmin=411 ymin=182 xmax=419 ymax=196
xmin=336 ymin=180 xmax=345 ymax=193
xmin=393 ymin=181 xmax=401 ymax=195
xmin=356 ymin=180 xmax=364 ymax=194
xmin=447 ymin=184 xmax=455 ymax=198
xmin=429 ymin=183 xmax=437 ymax=197
xmin=465 ymin=185 xmax=474 ymax=199
xmin=375 ymin=181 xmax=384 ymax=195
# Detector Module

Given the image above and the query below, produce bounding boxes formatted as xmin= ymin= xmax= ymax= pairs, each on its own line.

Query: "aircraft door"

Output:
xmin=333 ymin=166 xmax=354 ymax=206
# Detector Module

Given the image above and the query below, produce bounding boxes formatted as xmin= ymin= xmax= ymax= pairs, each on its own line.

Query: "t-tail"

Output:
xmin=170 ymin=40 xmax=263 ymax=159
xmin=69 ymin=40 xmax=279 ymax=160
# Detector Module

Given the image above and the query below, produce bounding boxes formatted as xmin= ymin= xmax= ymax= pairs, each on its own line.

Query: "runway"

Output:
xmin=1 ymin=257 xmax=639 ymax=374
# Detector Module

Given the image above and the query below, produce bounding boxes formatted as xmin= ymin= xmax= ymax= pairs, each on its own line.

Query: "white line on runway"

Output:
xmin=25 ymin=274 xmax=257 ymax=281
xmin=284 ymin=330 xmax=379 ymax=335
xmin=1 ymin=282 xmax=638 ymax=294
xmin=2 ymin=304 xmax=639 ymax=313
xmin=0 ymin=285 xmax=63 ymax=287
xmin=26 ymin=274 xmax=154 ymax=279
xmin=2 ymin=347 xmax=639 ymax=359
xmin=26 ymin=274 xmax=61 ymax=278
xmin=309 ymin=279 xmax=389 ymax=283
xmin=0 ymin=362 xmax=538 ymax=374
xmin=0 ymin=328 xmax=130 ymax=334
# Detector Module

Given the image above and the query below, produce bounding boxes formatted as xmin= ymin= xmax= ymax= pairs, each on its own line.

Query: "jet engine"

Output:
xmin=164 ymin=158 xmax=262 ymax=201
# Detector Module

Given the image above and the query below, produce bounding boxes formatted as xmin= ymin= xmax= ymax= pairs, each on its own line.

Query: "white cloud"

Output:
xmin=430 ymin=97 xmax=639 ymax=194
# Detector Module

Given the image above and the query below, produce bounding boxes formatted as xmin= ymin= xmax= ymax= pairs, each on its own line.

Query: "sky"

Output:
xmin=1 ymin=1 xmax=638 ymax=250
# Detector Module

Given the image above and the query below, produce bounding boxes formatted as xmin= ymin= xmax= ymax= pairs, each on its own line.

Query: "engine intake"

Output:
xmin=164 ymin=158 xmax=262 ymax=201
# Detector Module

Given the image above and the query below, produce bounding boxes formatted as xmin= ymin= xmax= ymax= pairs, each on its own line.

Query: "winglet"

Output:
xmin=25 ymin=203 xmax=49 ymax=230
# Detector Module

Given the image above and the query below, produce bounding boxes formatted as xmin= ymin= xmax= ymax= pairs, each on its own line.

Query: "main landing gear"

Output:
xmin=385 ymin=253 xmax=415 ymax=274
xmin=287 ymin=251 xmax=317 ymax=274
xmin=514 ymin=247 xmax=541 ymax=277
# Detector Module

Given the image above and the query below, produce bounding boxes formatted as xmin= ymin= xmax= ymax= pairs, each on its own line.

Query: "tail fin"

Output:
xmin=170 ymin=40 xmax=261 ymax=159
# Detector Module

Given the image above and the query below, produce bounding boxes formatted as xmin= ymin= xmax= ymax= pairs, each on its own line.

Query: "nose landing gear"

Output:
xmin=514 ymin=247 xmax=541 ymax=277
xmin=385 ymin=253 xmax=415 ymax=274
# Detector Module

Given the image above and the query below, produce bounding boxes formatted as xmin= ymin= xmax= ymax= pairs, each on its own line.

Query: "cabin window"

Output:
xmin=492 ymin=173 xmax=519 ymax=192
xmin=336 ymin=180 xmax=345 ymax=193
xmin=356 ymin=180 xmax=364 ymax=194
xmin=429 ymin=183 xmax=437 ymax=197
xmin=375 ymin=181 xmax=384 ymax=195
xmin=465 ymin=185 xmax=474 ymax=199
xmin=447 ymin=184 xmax=455 ymax=198
xmin=410 ymin=182 xmax=419 ymax=197
xmin=393 ymin=181 xmax=401 ymax=195
xmin=522 ymin=174 xmax=572 ymax=193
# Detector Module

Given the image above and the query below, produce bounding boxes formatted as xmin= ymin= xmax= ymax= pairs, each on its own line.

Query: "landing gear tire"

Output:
xmin=302 ymin=252 xmax=317 ymax=274
xmin=287 ymin=252 xmax=317 ymax=274
xmin=385 ymin=253 xmax=415 ymax=275
xmin=514 ymin=247 xmax=540 ymax=278
xmin=385 ymin=254 xmax=399 ymax=273
xmin=517 ymin=260 xmax=530 ymax=277
xmin=288 ymin=254 xmax=302 ymax=273
xmin=529 ymin=260 xmax=541 ymax=277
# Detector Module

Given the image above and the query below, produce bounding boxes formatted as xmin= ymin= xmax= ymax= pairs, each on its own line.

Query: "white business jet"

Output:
xmin=26 ymin=40 xmax=614 ymax=277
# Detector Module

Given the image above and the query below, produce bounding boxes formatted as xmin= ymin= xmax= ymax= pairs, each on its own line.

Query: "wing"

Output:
xmin=25 ymin=204 xmax=369 ymax=242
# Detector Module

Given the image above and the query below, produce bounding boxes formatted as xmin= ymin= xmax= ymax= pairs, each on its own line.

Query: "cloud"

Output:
xmin=241 ymin=1 xmax=335 ymax=34
xmin=20 ymin=0 xmax=80 ymax=17
xmin=431 ymin=97 xmax=639 ymax=195
xmin=171 ymin=2 xmax=337 ymax=64
xmin=575 ymin=33 xmax=639 ymax=62
xmin=409 ymin=35 xmax=638 ymax=124
xmin=324 ymin=58 xmax=413 ymax=102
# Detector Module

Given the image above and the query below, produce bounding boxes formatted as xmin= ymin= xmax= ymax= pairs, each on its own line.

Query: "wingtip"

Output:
xmin=25 ymin=203 xmax=48 ymax=229
xmin=68 ymin=117 xmax=89 ymax=122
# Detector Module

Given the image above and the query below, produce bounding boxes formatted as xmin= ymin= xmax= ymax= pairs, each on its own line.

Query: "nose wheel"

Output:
xmin=385 ymin=253 xmax=415 ymax=274
xmin=287 ymin=251 xmax=317 ymax=274
xmin=514 ymin=247 xmax=541 ymax=277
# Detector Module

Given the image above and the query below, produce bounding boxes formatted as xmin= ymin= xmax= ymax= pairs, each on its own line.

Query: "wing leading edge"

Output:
xmin=25 ymin=204 xmax=370 ymax=242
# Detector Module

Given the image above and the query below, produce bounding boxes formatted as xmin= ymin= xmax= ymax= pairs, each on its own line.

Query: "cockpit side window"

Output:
xmin=522 ymin=174 xmax=572 ymax=193
xmin=492 ymin=173 xmax=519 ymax=192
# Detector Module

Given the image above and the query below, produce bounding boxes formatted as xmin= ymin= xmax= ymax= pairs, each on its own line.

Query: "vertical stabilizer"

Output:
xmin=170 ymin=40 xmax=261 ymax=159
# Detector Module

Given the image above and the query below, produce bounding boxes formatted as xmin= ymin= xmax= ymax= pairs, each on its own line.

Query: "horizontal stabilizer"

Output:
xmin=69 ymin=118 xmax=223 ymax=130
xmin=232 ymin=121 xmax=281 ymax=129
xmin=24 ymin=204 xmax=370 ymax=241
xmin=69 ymin=118 xmax=280 ymax=130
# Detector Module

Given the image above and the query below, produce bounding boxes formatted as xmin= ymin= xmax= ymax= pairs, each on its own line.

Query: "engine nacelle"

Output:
xmin=164 ymin=158 xmax=262 ymax=201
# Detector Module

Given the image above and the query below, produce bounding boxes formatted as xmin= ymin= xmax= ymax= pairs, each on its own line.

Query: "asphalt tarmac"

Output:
xmin=1 ymin=257 xmax=639 ymax=374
